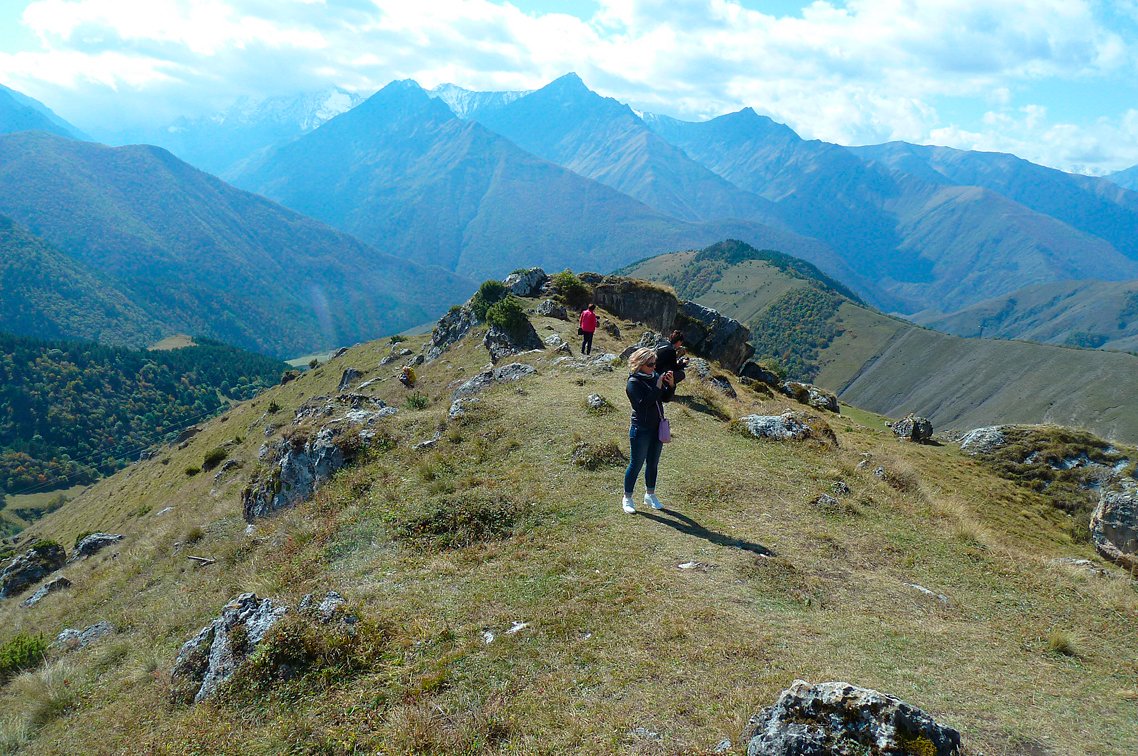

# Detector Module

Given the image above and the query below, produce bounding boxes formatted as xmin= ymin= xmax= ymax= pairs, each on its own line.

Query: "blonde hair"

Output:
xmin=628 ymin=347 xmax=657 ymax=374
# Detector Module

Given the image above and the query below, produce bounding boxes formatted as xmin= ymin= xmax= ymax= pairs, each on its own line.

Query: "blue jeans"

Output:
xmin=624 ymin=424 xmax=663 ymax=496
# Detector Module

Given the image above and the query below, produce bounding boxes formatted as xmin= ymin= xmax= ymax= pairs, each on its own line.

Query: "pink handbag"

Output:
xmin=658 ymin=402 xmax=671 ymax=443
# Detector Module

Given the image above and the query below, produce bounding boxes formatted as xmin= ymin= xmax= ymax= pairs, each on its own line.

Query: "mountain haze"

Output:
xmin=0 ymin=84 xmax=86 ymax=140
xmin=0 ymin=131 xmax=472 ymax=356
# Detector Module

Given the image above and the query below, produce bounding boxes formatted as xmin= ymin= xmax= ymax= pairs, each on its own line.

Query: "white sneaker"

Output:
xmin=644 ymin=493 xmax=663 ymax=510
xmin=622 ymin=495 xmax=636 ymax=514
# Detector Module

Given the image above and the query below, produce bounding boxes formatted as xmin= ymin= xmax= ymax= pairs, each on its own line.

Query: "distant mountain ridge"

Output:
xmin=0 ymin=84 xmax=87 ymax=140
xmin=0 ymin=131 xmax=473 ymax=356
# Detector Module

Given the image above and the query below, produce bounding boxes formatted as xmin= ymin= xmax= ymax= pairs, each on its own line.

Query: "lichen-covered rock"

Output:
xmin=1091 ymin=489 xmax=1138 ymax=570
xmin=687 ymin=357 xmax=712 ymax=380
xmin=242 ymin=428 xmax=348 ymax=522
xmin=426 ymin=305 xmax=478 ymax=361
xmin=592 ymin=277 xmax=678 ymax=333
xmin=448 ymin=397 xmax=477 ymax=420
xmin=54 ymin=620 xmax=114 ymax=651
xmin=740 ymin=360 xmax=782 ymax=386
xmin=0 ymin=541 xmax=66 ymax=599
xmin=299 ymin=590 xmax=355 ymax=625
xmin=451 ymin=363 xmax=537 ymax=402
xmin=535 ymin=299 xmax=569 ymax=320
xmin=337 ymin=368 xmax=362 ymax=391
xmin=483 ymin=322 xmax=544 ymax=364
xmin=709 ymin=375 xmax=738 ymax=398
xmin=959 ymin=426 xmax=1008 ymax=455
xmin=21 ymin=575 xmax=71 ymax=608
xmin=170 ymin=593 xmax=287 ymax=704
xmin=674 ymin=301 xmax=755 ymax=373
xmin=586 ymin=393 xmax=611 ymax=411
xmin=738 ymin=412 xmax=835 ymax=444
xmin=544 ymin=333 xmax=567 ymax=349
xmin=70 ymin=533 xmax=124 ymax=562
xmin=892 ymin=414 xmax=934 ymax=443
xmin=504 ymin=267 xmax=548 ymax=298
xmin=783 ymin=382 xmax=840 ymax=413
xmin=744 ymin=679 xmax=963 ymax=756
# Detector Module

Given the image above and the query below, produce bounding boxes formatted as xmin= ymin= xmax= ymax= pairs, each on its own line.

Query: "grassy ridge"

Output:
xmin=0 ymin=302 xmax=1134 ymax=753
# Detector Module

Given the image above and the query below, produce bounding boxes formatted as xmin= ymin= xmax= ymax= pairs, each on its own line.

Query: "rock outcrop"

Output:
xmin=451 ymin=362 xmax=537 ymax=403
xmin=535 ymin=299 xmax=568 ymax=320
xmin=483 ymin=321 xmax=544 ymax=364
xmin=54 ymin=621 xmax=114 ymax=652
xmin=170 ymin=593 xmax=288 ymax=704
xmin=782 ymin=382 xmax=840 ymax=413
xmin=892 ymin=414 xmax=934 ymax=443
xmin=738 ymin=412 xmax=836 ymax=444
xmin=740 ymin=360 xmax=782 ymax=387
xmin=0 ymin=540 xmax=66 ymax=599
xmin=674 ymin=301 xmax=755 ymax=373
xmin=426 ymin=305 xmax=478 ymax=361
xmin=959 ymin=426 xmax=1008 ymax=455
xmin=70 ymin=533 xmax=124 ymax=561
xmin=743 ymin=679 xmax=963 ymax=755
xmin=1091 ymin=488 xmax=1138 ymax=570
xmin=21 ymin=575 xmax=71 ymax=608
xmin=337 ymin=368 xmax=362 ymax=391
xmin=592 ymin=277 xmax=678 ymax=334
xmin=243 ymin=428 xmax=350 ymax=522
xmin=504 ymin=267 xmax=548 ymax=298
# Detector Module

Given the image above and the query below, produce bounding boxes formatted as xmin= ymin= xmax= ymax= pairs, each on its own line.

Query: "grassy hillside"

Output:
xmin=913 ymin=279 xmax=1138 ymax=352
xmin=0 ymin=295 xmax=1134 ymax=754
xmin=0 ymin=131 xmax=474 ymax=357
xmin=625 ymin=242 xmax=1138 ymax=443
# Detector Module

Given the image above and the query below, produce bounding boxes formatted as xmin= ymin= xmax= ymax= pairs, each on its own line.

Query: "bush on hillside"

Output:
xmin=201 ymin=447 xmax=228 ymax=471
xmin=391 ymin=491 xmax=521 ymax=551
xmin=0 ymin=633 xmax=48 ymax=685
xmin=485 ymin=296 xmax=529 ymax=339
xmin=551 ymin=270 xmax=590 ymax=308
xmin=470 ymin=280 xmax=508 ymax=321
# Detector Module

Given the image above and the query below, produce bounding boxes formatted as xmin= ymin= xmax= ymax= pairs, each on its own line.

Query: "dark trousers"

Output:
xmin=624 ymin=424 xmax=663 ymax=495
xmin=581 ymin=330 xmax=594 ymax=354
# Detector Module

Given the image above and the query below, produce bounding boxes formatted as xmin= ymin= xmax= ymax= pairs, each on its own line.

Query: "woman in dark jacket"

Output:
xmin=622 ymin=347 xmax=676 ymax=514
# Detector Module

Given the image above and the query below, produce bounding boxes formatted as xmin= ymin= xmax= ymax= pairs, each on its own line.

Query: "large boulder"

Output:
xmin=170 ymin=593 xmax=288 ymax=704
xmin=1091 ymin=488 xmax=1138 ymax=570
xmin=0 ymin=540 xmax=66 ymax=599
xmin=535 ymin=299 xmax=568 ymax=320
xmin=243 ymin=428 xmax=349 ymax=522
xmin=674 ymin=301 xmax=755 ymax=373
xmin=426 ymin=306 xmax=478 ymax=361
xmin=70 ymin=533 xmax=124 ymax=562
xmin=959 ymin=426 xmax=1007 ymax=455
xmin=782 ymin=382 xmax=840 ymax=414
xmin=504 ymin=267 xmax=548 ymax=298
xmin=892 ymin=414 xmax=934 ymax=443
xmin=483 ymin=322 xmax=544 ymax=364
xmin=592 ymin=277 xmax=678 ymax=334
xmin=744 ymin=680 xmax=963 ymax=755
xmin=738 ymin=412 xmax=836 ymax=444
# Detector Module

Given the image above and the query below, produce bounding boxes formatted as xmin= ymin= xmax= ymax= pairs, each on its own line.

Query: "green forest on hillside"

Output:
xmin=0 ymin=333 xmax=286 ymax=498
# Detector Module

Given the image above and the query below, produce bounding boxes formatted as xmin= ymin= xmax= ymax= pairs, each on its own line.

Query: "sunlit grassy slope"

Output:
xmin=1 ymin=303 xmax=1136 ymax=755
xmin=624 ymin=245 xmax=1138 ymax=443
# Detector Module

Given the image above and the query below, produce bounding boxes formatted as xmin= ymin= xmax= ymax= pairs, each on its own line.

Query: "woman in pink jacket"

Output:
xmin=579 ymin=303 xmax=597 ymax=355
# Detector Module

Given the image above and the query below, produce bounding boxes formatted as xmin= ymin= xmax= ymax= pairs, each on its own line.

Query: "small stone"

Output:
xmin=832 ymin=480 xmax=851 ymax=496
xmin=586 ymin=393 xmax=611 ymax=411
xmin=812 ymin=494 xmax=840 ymax=510
xmin=905 ymin=582 xmax=950 ymax=606
xmin=1 ymin=541 xmax=67 ymax=599
xmin=155 ymin=506 xmax=175 ymax=516
xmin=628 ymin=727 xmax=662 ymax=741
xmin=505 ymin=621 xmax=529 ymax=635
xmin=482 ymin=630 xmax=495 ymax=645
xmin=960 ymin=426 xmax=1008 ymax=455
xmin=53 ymin=620 xmax=113 ymax=651
xmin=873 ymin=465 xmax=888 ymax=480
xmin=414 ymin=432 xmax=442 ymax=451
xmin=713 ymin=738 xmax=732 ymax=753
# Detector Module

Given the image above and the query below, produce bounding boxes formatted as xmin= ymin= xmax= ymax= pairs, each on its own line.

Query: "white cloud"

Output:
xmin=1 ymin=0 xmax=1136 ymax=171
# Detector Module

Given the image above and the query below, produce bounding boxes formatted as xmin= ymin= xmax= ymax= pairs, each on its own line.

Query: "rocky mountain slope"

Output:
xmin=0 ymin=131 xmax=473 ymax=357
xmin=233 ymin=80 xmax=836 ymax=283
xmin=912 ymin=279 xmax=1138 ymax=352
xmin=625 ymin=241 xmax=1138 ymax=442
xmin=0 ymin=271 xmax=1134 ymax=754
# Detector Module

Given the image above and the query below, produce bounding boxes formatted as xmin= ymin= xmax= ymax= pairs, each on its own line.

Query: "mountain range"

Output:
xmin=0 ymin=84 xmax=86 ymax=141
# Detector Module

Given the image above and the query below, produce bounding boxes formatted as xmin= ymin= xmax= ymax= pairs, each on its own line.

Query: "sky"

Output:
xmin=2 ymin=0 xmax=1138 ymax=174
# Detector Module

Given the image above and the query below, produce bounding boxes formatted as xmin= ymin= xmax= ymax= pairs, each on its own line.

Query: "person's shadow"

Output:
xmin=638 ymin=509 xmax=775 ymax=556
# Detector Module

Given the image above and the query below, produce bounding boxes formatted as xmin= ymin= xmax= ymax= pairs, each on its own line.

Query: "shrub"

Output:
xmin=485 ymin=296 xmax=529 ymax=338
xmin=391 ymin=492 xmax=521 ymax=550
xmin=551 ymin=270 xmax=590 ymax=307
xmin=308 ymin=358 xmax=319 ymax=369
xmin=406 ymin=392 xmax=429 ymax=410
xmin=183 ymin=525 xmax=205 ymax=544
xmin=0 ymin=633 xmax=48 ymax=685
xmin=389 ymin=334 xmax=407 ymax=344
xmin=184 ymin=466 xmax=201 ymax=476
xmin=267 ymin=401 xmax=281 ymax=414
xmin=201 ymin=447 xmax=228 ymax=471
xmin=470 ymin=280 xmax=508 ymax=321
xmin=1046 ymin=629 xmax=1077 ymax=657
xmin=571 ymin=441 xmax=628 ymax=470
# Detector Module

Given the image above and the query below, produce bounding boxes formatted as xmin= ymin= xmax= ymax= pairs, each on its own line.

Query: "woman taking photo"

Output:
xmin=622 ymin=347 xmax=676 ymax=514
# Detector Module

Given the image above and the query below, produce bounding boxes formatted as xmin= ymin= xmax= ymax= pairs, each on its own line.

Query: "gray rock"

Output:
xmin=414 ymin=432 xmax=442 ymax=451
xmin=589 ymin=353 xmax=620 ymax=369
xmin=618 ymin=344 xmax=639 ymax=360
xmin=334 ymin=368 xmax=361 ymax=391
xmin=212 ymin=459 xmax=242 ymax=482
xmin=544 ymin=333 xmax=567 ymax=349
xmin=744 ymin=679 xmax=963 ymax=756
xmin=54 ymin=620 xmax=113 ymax=651
xmin=176 ymin=425 xmax=202 ymax=443
xmin=893 ymin=414 xmax=934 ymax=443
xmin=674 ymin=300 xmax=754 ymax=373
xmin=1049 ymin=557 xmax=1112 ymax=578
xmin=426 ymin=306 xmax=478 ymax=361
xmin=586 ymin=393 xmax=611 ymax=411
xmin=811 ymin=494 xmax=840 ymax=511
xmin=740 ymin=360 xmax=782 ymax=386
xmin=398 ymin=348 xmax=413 ymax=357
xmin=905 ymin=582 xmax=950 ymax=606
xmin=959 ymin=426 xmax=1008 ymax=455
xmin=1091 ymin=489 xmax=1138 ymax=570
xmin=739 ymin=412 xmax=815 ymax=442
xmin=504 ymin=267 xmax=548 ymax=298
xmin=592 ymin=277 xmax=678 ymax=333
xmin=451 ymin=363 xmax=537 ymax=402
xmin=330 ymin=347 xmax=349 ymax=360
xmin=448 ymin=398 xmax=477 ymax=420
xmin=70 ymin=533 xmax=124 ymax=561
xmin=873 ymin=465 xmax=888 ymax=480
xmin=0 ymin=541 xmax=67 ymax=599
xmin=713 ymin=739 xmax=732 ymax=753
xmin=170 ymin=592 xmax=288 ymax=704
xmin=687 ymin=357 xmax=712 ymax=380
xmin=709 ymin=375 xmax=737 ymax=398
xmin=299 ymin=590 xmax=352 ymax=623
xmin=21 ymin=575 xmax=71 ymax=608
xmin=242 ymin=428 xmax=347 ymax=522
xmin=483 ymin=322 xmax=545 ymax=364
xmin=493 ymin=362 xmax=538 ymax=383
xmin=783 ymin=382 xmax=839 ymax=413
xmin=832 ymin=480 xmax=851 ymax=497
xmin=534 ymin=299 xmax=569 ymax=320
xmin=602 ymin=321 xmax=621 ymax=338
